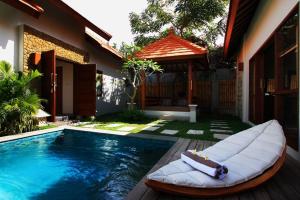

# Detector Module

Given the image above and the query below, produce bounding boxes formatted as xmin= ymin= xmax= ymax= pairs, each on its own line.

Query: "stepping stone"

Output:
xmin=210 ymin=129 xmax=233 ymax=133
xmin=214 ymin=133 xmax=230 ymax=140
xmin=106 ymin=123 xmax=122 ymax=128
xmin=82 ymin=124 xmax=96 ymax=128
xmin=210 ymin=125 xmax=231 ymax=129
xmin=211 ymin=123 xmax=228 ymax=126
xmin=158 ymin=120 xmax=172 ymax=123
xmin=117 ymin=126 xmax=136 ymax=132
xmin=147 ymin=123 xmax=164 ymax=127
xmin=161 ymin=129 xmax=178 ymax=135
xmin=187 ymin=130 xmax=204 ymax=135
xmin=142 ymin=126 xmax=160 ymax=131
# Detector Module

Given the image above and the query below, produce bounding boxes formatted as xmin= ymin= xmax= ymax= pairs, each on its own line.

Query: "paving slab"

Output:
xmin=210 ymin=129 xmax=233 ymax=133
xmin=186 ymin=130 xmax=204 ymax=135
xmin=105 ymin=123 xmax=122 ymax=128
xmin=147 ymin=123 xmax=165 ymax=127
xmin=210 ymin=125 xmax=231 ymax=129
xmin=210 ymin=123 xmax=229 ymax=126
xmin=161 ymin=129 xmax=178 ymax=135
xmin=142 ymin=126 xmax=160 ymax=131
xmin=214 ymin=133 xmax=230 ymax=140
xmin=117 ymin=126 xmax=136 ymax=132
xmin=82 ymin=124 xmax=96 ymax=128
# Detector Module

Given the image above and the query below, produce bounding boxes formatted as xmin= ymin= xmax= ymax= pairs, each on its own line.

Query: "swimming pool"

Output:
xmin=0 ymin=130 xmax=174 ymax=200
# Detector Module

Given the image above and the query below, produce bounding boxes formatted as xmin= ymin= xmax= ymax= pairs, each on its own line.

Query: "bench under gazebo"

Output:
xmin=136 ymin=28 xmax=209 ymax=122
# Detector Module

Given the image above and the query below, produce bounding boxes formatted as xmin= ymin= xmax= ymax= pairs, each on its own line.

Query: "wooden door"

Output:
xmin=56 ymin=67 xmax=63 ymax=115
xmin=249 ymin=55 xmax=264 ymax=124
xmin=74 ymin=64 xmax=96 ymax=116
xmin=41 ymin=50 xmax=56 ymax=122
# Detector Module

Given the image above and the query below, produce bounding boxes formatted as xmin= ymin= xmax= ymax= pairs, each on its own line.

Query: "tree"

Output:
xmin=0 ymin=61 xmax=43 ymax=135
xmin=129 ymin=0 xmax=228 ymax=48
xmin=120 ymin=44 xmax=162 ymax=110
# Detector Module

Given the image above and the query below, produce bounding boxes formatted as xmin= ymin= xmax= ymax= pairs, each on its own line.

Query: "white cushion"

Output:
xmin=147 ymin=120 xmax=286 ymax=188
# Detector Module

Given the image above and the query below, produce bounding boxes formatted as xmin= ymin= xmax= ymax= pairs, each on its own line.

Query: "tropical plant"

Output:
xmin=129 ymin=0 xmax=229 ymax=48
xmin=0 ymin=61 xmax=43 ymax=135
xmin=120 ymin=44 xmax=162 ymax=110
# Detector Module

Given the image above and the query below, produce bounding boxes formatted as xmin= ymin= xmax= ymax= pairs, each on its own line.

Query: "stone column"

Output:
xmin=189 ymin=104 xmax=197 ymax=123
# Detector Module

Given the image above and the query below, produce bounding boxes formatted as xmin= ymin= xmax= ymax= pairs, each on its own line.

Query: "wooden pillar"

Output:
xmin=188 ymin=61 xmax=193 ymax=105
xmin=141 ymin=71 xmax=146 ymax=110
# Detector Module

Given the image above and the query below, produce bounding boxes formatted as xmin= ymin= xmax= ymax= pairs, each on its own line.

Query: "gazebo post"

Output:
xmin=187 ymin=60 xmax=193 ymax=105
xmin=141 ymin=71 xmax=146 ymax=110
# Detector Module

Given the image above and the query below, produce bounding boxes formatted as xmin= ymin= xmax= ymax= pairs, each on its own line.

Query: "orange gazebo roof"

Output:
xmin=136 ymin=29 xmax=208 ymax=61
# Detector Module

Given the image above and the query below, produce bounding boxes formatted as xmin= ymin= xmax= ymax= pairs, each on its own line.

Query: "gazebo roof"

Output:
xmin=136 ymin=29 xmax=208 ymax=61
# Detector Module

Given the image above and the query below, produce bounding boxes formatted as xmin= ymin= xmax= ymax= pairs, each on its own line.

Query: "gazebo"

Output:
xmin=136 ymin=28 xmax=209 ymax=121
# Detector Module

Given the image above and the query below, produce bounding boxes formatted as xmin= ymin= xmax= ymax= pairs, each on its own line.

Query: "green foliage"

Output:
xmin=129 ymin=0 xmax=229 ymax=47
xmin=118 ymin=109 xmax=148 ymax=122
xmin=0 ymin=61 xmax=43 ymax=135
xmin=120 ymin=44 xmax=162 ymax=107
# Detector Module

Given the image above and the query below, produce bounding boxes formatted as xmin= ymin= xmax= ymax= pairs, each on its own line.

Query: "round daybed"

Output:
xmin=145 ymin=120 xmax=287 ymax=198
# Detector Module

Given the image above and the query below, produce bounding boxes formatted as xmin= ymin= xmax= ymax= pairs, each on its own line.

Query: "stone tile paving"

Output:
xmin=147 ymin=123 xmax=165 ymax=127
xmin=211 ymin=123 xmax=228 ymax=126
xmin=142 ymin=126 xmax=160 ymax=131
xmin=117 ymin=126 xmax=136 ymax=132
xmin=186 ymin=130 xmax=204 ymax=135
xmin=210 ymin=125 xmax=231 ymax=129
xmin=210 ymin=129 xmax=233 ymax=133
xmin=213 ymin=133 xmax=230 ymax=140
xmin=161 ymin=129 xmax=178 ymax=135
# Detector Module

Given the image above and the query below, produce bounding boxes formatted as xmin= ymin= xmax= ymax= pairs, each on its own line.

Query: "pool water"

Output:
xmin=0 ymin=130 xmax=174 ymax=200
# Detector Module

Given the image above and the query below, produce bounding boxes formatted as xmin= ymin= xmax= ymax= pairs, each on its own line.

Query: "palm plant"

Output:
xmin=0 ymin=61 xmax=43 ymax=135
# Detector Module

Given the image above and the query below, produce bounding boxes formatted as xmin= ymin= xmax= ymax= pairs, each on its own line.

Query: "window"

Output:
xmin=96 ymin=70 xmax=103 ymax=97
xmin=277 ymin=12 xmax=298 ymax=91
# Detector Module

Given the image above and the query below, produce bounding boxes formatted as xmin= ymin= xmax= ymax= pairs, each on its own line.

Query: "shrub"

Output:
xmin=0 ymin=61 xmax=42 ymax=135
xmin=118 ymin=109 xmax=147 ymax=122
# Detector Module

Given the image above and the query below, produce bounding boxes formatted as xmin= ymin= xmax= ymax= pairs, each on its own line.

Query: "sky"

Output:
xmin=62 ymin=0 xmax=148 ymax=47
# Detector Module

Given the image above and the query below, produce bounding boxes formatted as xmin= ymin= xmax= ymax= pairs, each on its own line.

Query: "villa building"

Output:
xmin=0 ymin=0 xmax=126 ymax=121
xmin=224 ymin=0 xmax=300 ymax=158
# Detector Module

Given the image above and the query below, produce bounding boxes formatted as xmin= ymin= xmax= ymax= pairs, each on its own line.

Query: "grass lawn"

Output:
xmin=38 ymin=124 xmax=57 ymax=130
xmin=76 ymin=113 xmax=251 ymax=141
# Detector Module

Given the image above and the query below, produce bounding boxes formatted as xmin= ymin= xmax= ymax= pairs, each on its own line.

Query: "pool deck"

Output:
xmin=126 ymin=138 xmax=300 ymax=200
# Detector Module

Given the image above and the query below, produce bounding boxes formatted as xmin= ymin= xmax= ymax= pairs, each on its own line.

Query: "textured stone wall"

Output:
xmin=23 ymin=25 xmax=88 ymax=72
xmin=236 ymin=67 xmax=243 ymax=118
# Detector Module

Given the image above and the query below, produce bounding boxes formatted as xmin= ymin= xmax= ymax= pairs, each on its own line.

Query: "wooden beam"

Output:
xmin=224 ymin=0 xmax=240 ymax=58
xmin=188 ymin=61 xmax=193 ymax=105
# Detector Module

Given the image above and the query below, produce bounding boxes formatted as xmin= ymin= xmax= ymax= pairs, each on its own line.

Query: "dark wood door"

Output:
xmin=249 ymin=55 xmax=264 ymax=124
xmin=41 ymin=50 xmax=56 ymax=122
xmin=56 ymin=67 xmax=63 ymax=115
xmin=74 ymin=64 xmax=96 ymax=116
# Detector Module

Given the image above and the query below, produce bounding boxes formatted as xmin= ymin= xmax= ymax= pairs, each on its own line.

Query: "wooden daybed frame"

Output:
xmin=145 ymin=146 xmax=286 ymax=198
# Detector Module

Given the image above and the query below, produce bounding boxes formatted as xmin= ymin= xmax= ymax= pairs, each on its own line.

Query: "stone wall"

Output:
xmin=23 ymin=25 xmax=88 ymax=72
xmin=236 ymin=67 xmax=243 ymax=118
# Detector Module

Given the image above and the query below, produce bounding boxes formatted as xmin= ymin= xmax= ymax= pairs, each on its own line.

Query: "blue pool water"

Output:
xmin=0 ymin=130 xmax=174 ymax=200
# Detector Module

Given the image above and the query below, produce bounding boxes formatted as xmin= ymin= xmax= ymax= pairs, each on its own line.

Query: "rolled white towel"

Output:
xmin=181 ymin=150 xmax=228 ymax=180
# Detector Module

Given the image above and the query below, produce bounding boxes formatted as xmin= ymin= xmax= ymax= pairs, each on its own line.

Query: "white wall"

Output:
xmin=56 ymin=60 xmax=74 ymax=115
xmin=237 ymin=0 xmax=300 ymax=158
xmin=0 ymin=1 xmax=126 ymax=115
xmin=87 ymin=46 xmax=127 ymax=115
